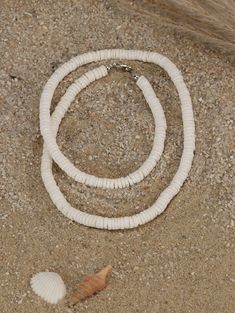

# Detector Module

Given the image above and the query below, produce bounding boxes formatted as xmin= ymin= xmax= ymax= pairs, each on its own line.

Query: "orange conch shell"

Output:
xmin=69 ymin=265 xmax=112 ymax=305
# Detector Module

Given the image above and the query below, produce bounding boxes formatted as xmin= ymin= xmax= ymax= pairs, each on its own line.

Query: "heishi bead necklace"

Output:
xmin=39 ymin=49 xmax=195 ymax=230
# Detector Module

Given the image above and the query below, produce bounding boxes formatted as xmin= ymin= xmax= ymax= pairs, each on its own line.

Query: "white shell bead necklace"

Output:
xmin=40 ymin=49 xmax=195 ymax=230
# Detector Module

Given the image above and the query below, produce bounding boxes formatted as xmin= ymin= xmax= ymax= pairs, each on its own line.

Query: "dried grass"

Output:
xmin=120 ymin=0 xmax=235 ymax=59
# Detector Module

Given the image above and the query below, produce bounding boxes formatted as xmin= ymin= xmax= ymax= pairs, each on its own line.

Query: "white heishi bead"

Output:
xmin=30 ymin=272 xmax=66 ymax=304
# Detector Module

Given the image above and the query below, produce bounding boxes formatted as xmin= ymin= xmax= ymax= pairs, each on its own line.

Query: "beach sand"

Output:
xmin=0 ymin=1 xmax=234 ymax=312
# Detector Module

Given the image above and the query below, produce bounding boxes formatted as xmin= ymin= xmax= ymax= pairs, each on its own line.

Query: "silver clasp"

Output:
xmin=106 ymin=63 xmax=139 ymax=81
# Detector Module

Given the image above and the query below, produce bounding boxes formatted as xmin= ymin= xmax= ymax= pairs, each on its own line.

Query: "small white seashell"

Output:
xmin=30 ymin=272 xmax=66 ymax=304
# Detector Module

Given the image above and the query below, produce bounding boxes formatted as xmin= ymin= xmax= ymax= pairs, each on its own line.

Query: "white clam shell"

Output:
xmin=30 ymin=272 xmax=66 ymax=304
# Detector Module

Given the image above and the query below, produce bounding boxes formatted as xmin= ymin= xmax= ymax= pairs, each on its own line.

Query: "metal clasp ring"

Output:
xmin=106 ymin=63 xmax=139 ymax=81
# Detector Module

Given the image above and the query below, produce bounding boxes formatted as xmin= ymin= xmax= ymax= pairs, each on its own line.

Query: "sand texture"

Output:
xmin=0 ymin=1 xmax=234 ymax=312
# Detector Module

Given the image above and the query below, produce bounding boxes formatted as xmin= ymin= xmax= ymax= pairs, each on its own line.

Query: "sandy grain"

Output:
xmin=0 ymin=1 xmax=234 ymax=312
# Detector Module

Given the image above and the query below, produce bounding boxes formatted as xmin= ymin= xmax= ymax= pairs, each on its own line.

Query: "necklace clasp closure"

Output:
xmin=106 ymin=63 xmax=139 ymax=81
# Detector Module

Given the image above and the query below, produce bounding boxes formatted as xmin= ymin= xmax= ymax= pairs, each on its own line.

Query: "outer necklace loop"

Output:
xmin=40 ymin=49 xmax=195 ymax=230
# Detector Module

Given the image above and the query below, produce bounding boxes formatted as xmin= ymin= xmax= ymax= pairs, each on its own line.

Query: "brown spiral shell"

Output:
xmin=69 ymin=265 xmax=112 ymax=305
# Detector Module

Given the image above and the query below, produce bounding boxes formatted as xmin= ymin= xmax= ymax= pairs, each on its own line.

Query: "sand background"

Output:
xmin=0 ymin=1 xmax=234 ymax=312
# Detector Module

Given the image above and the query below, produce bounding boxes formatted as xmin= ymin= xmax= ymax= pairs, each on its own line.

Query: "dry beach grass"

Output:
xmin=121 ymin=0 xmax=235 ymax=58
xmin=0 ymin=1 xmax=234 ymax=313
